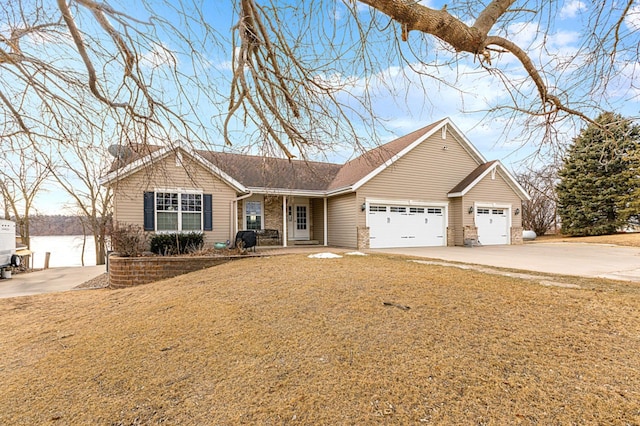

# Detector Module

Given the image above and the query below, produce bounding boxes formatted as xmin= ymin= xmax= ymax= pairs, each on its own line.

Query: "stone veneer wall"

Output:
xmin=463 ymin=225 xmax=479 ymax=246
xmin=109 ymin=256 xmax=236 ymax=289
xmin=263 ymin=195 xmax=283 ymax=233
xmin=357 ymin=226 xmax=370 ymax=250
xmin=446 ymin=227 xmax=455 ymax=246
xmin=511 ymin=226 xmax=524 ymax=245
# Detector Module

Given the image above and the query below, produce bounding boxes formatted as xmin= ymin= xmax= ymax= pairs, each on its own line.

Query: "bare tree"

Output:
xmin=0 ymin=0 xmax=224 ymax=153
xmin=0 ymin=145 xmax=51 ymax=248
xmin=229 ymin=0 xmax=640 ymax=155
xmin=1 ymin=0 xmax=638 ymax=161
xmin=517 ymin=164 xmax=559 ymax=236
xmin=46 ymin=137 xmax=113 ymax=266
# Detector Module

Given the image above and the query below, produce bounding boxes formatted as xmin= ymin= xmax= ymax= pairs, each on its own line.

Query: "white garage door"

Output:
xmin=368 ymin=205 xmax=446 ymax=248
xmin=476 ymin=208 xmax=509 ymax=245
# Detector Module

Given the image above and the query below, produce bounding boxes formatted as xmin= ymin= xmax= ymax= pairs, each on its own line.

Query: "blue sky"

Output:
xmin=18 ymin=0 xmax=640 ymax=214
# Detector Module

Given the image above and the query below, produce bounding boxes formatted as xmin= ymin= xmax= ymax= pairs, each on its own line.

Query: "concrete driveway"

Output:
xmin=369 ymin=242 xmax=640 ymax=282
xmin=0 ymin=265 xmax=105 ymax=299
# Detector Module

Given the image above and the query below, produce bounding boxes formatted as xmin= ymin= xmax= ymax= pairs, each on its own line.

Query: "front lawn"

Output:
xmin=1 ymin=253 xmax=639 ymax=424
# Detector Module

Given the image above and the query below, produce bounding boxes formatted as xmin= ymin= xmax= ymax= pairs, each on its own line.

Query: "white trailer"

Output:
xmin=0 ymin=219 xmax=20 ymax=269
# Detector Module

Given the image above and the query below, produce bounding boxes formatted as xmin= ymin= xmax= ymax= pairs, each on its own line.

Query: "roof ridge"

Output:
xmin=200 ymin=149 xmax=343 ymax=166
xmin=328 ymin=119 xmax=447 ymax=190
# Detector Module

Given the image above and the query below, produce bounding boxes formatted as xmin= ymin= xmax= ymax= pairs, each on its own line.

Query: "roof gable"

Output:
xmin=448 ymin=160 xmax=530 ymax=200
xmin=100 ymin=144 xmax=247 ymax=192
xmin=327 ymin=117 xmax=487 ymax=192
xmin=100 ymin=143 xmax=342 ymax=193
xmin=100 ymin=118 xmax=520 ymax=198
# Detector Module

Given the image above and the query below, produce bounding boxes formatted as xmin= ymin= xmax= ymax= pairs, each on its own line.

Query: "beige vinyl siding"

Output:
xmin=463 ymin=170 xmax=523 ymax=228
xmin=311 ymin=198 xmax=325 ymax=244
xmin=357 ymin=130 xmax=479 ymax=228
xmin=111 ymin=152 xmax=237 ymax=245
xmin=327 ymin=193 xmax=357 ymax=248
xmin=449 ymin=197 xmax=463 ymax=245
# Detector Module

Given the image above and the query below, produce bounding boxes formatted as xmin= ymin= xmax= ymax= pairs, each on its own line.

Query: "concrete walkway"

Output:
xmin=0 ymin=265 xmax=106 ymax=299
xmin=369 ymin=242 xmax=640 ymax=282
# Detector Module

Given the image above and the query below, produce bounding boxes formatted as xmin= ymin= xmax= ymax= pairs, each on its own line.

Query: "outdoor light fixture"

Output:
xmin=468 ymin=206 xmax=474 ymax=214
xmin=361 ymin=203 xmax=366 ymax=212
xmin=515 ymin=208 xmax=520 ymax=215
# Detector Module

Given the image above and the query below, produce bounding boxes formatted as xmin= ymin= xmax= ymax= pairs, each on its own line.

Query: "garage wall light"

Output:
xmin=515 ymin=208 xmax=520 ymax=215
xmin=361 ymin=203 xmax=366 ymax=212
xmin=468 ymin=206 xmax=474 ymax=214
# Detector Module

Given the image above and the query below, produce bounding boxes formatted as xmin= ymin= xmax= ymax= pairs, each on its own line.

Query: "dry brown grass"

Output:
xmin=1 ymin=253 xmax=639 ymax=424
xmin=536 ymin=232 xmax=640 ymax=247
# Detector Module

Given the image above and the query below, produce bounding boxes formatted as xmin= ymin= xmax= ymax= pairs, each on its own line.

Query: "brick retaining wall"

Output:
xmin=108 ymin=255 xmax=238 ymax=289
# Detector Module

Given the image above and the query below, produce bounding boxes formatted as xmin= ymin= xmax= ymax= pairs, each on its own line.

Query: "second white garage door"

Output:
xmin=368 ymin=205 xmax=446 ymax=248
xmin=475 ymin=207 xmax=509 ymax=245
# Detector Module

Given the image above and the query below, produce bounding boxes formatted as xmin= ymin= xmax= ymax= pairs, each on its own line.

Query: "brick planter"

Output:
xmin=108 ymin=255 xmax=241 ymax=289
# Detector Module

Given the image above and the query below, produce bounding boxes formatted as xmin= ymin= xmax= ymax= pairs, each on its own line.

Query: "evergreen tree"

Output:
xmin=556 ymin=113 xmax=640 ymax=236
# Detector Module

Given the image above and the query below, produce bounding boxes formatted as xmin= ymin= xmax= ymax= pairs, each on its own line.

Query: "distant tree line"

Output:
xmin=10 ymin=215 xmax=108 ymax=237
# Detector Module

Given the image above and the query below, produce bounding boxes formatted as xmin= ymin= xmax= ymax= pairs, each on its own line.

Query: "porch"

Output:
xmin=236 ymin=194 xmax=327 ymax=247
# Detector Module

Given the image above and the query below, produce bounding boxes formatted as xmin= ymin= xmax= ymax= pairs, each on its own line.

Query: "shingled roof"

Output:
xmin=197 ymin=151 xmax=342 ymax=191
xmin=327 ymin=120 xmax=445 ymax=191
xmin=101 ymin=118 xmax=522 ymax=198
xmin=448 ymin=160 xmax=499 ymax=196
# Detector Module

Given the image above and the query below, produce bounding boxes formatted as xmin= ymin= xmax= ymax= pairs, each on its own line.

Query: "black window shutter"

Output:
xmin=203 ymin=194 xmax=213 ymax=231
xmin=143 ymin=192 xmax=155 ymax=231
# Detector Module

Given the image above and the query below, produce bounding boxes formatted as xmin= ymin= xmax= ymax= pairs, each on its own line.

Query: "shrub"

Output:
xmin=150 ymin=232 xmax=204 ymax=255
xmin=109 ymin=223 xmax=147 ymax=257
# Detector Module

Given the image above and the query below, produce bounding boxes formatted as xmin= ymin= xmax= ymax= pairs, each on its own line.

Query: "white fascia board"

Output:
xmin=447 ymin=161 xmax=531 ymax=201
xmin=99 ymin=145 xmax=174 ymax=186
xmin=350 ymin=117 xmax=488 ymax=192
xmin=326 ymin=186 xmax=355 ymax=197
xmin=351 ymin=121 xmax=444 ymax=191
xmin=447 ymin=161 xmax=499 ymax=198
xmin=365 ymin=198 xmax=449 ymax=207
xmin=444 ymin=118 xmax=487 ymax=164
xmin=100 ymin=146 xmax=248 ymax=194
xmin=443 ymin=120 xmax=527 ymax=200
xmin=247 ymin=187 xmax=327 ymax=197
xmin=497 ymin=166 xmax=531 ymax=201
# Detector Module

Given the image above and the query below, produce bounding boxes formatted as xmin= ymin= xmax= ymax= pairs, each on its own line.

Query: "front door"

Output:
xmin=294 ymin=204 xmax=309 ymax=240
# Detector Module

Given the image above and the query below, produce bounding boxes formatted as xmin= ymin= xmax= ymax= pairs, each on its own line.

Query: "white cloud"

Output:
xmin=625 ymin=4 xmax=640 ymax=31
xmin=610 ymin=60 xmax=640 ymax=99
xmin=559 ymin=0 xmax=587 ymax=19
xmin=322 ymin=58 xmax=534 ymax=163
xmin=506 ymin=22 xmax=540 ymax=47
xmin=140 ymin=42 xmax=177 ymax=68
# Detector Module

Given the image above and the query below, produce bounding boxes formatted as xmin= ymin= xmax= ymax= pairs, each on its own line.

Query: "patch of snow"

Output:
xmin=345 ymin=251 xmax=367 ymax=256
xmin=308 ymin=252 xmax=343 ymax=259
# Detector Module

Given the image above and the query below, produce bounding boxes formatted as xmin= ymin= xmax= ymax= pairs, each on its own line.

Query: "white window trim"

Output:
xmin=154 ymin=188 xmax=204 ymax=233
xmin=243 ymin=199 xmax=264 ymax=231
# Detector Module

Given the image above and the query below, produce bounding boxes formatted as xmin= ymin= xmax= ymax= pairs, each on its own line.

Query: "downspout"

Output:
xmin=323 ymin=197 xmax=328 ymax=246
xmin=233 ymin=192 xmax=254 ymax=242
xmin=282 ymin=196 xmax=288 ymax=247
